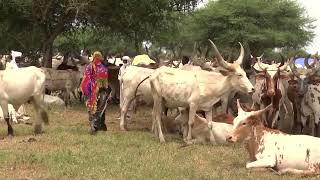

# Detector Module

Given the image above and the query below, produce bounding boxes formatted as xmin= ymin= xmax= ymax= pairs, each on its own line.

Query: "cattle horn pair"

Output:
xmin=237 ymin=99 xmax=272 ymax=116
xmin=208 ymin=39 xmax=244 ymax=71
xmin=289 ymin=57 xmax=300 ymax=79
xmin=256 ymin=54 xmax=289 ymax=72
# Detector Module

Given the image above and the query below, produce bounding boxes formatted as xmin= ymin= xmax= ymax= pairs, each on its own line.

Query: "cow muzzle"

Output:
xmin=267 ymin=90 xmax=275 ymax=97
xmin=226 ymin=135 xmax=235 ymax=143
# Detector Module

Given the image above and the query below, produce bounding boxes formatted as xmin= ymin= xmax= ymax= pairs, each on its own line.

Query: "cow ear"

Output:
xmin=219 ymin=69 xmax=230 ymax=76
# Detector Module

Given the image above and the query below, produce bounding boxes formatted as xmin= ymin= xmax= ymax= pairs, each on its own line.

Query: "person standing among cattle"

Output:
xmin=118 ymin=56 xmax=133 ymax=119
xmin=80 ymin=51 xmax=111 ymax=134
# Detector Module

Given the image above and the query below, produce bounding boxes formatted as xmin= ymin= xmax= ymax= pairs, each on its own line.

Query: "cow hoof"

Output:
xmin=90 ymin=128 xmax=98 ymax=135
xmin=7 ymin=134 xmax=14 ymax=139
xmin=34 ymin=125 xmax=43 ymax=134
xmin=120 ymin=126 xmax=128 ymax=131
xmin=159 ymin=138 xmax=166 ymax=143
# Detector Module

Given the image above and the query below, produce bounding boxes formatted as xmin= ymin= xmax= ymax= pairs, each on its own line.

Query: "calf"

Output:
xmin=227 ymin=100 xmax=320 ymax=176
xmin=175 ymin=108 xmax=233 ymax=145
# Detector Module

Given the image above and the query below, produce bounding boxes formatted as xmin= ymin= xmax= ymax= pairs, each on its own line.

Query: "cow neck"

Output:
xmin=213 ymin=74 xmax=234 ymax=97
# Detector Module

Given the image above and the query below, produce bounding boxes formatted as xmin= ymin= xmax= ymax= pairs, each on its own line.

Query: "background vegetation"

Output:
xmin=0 ymin=0 xmax=315 ymax=67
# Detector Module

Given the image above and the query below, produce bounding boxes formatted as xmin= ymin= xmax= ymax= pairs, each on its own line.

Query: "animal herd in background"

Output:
xmin=1 ymin=38 xmax=320 ymax=175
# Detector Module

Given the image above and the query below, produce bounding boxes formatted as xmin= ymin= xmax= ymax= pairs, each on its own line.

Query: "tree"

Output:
xmin=0 ymin=0 xmax=90 ymax=67
xmin=91 ymin=0 xmax=200 ymax=53
xmin=184 ymin=0 xmax=315 ymax=59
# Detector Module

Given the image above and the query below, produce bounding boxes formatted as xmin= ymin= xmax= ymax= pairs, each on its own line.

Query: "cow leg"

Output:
xmin=278 ymin=168 xmax=320 ymax=176
xmin=283 ymin=98 xmax=294 ymax=133
xmin=246 ymin=158 xmax=276 ymax=169
xmin=302 ymin=115 xmax=313 ymax=135
xmin=187 ymin=103 xmax=197 ymax=142
xmin=260 ymin=104 xmax=268 ymax=127
xmin=153 ymin=97 xmax=165 ymax=142
xmin=1 ymin=103 xmax=14 ymax=136
xmin=310 ymin=115 xmax=316 ymax=137
xmin=293 ymin=104 xmax=302 ymax=134
xmin=315 ymin=113 xmax=320 ymax=137
xmin=271 ymin=108 xmax=279 ymax=129
xmin=31 ymin=95 xmax=49 ymax=134
xmin=5 ymin=117 xmax=14 ymax=137
xmin=120 ymin=98 xmax=134 ymax=131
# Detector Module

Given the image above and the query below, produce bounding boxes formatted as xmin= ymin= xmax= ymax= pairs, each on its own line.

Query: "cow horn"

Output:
xmin=235 ymin=42 xmax=244 ymax=65
xmin=289 ymin=57 xmax=300 ymax=79
xmin=252 ymin=103 xmax=273 ymax=116
xmin=304 ymin=55 xmax=313 ymax=69
xmin=237 ymin=99 xmax=244 ymax=113
xmin=208 ymin=39 xmax=232 ymax=71
xmin=256 ymin=56 xmax=267 ymax=71
xmin=310 ymin=56 xmax=319 ymax=75
xmin=279 ymin=59 xmax=289 ymax=71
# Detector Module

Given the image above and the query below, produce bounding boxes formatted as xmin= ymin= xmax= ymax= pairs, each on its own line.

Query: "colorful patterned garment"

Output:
xmin=80 ymin=57 xmax=108 ymax=113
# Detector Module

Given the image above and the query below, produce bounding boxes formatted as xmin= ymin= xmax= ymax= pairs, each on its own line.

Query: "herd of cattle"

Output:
xmin=1 ymin=39 xmax=320 ymax=175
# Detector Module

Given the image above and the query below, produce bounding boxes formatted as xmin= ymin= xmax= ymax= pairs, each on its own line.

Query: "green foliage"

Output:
xmin=186 ymin=0 xmax=315 ymax=57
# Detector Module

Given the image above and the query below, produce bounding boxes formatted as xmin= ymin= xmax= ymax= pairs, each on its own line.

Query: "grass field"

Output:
xmin=0 ymin=103 xmax=318 ymax=180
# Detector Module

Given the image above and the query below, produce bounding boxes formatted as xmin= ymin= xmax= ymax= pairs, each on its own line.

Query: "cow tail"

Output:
xmin=134 ymin=75 xmax=151 ymax=99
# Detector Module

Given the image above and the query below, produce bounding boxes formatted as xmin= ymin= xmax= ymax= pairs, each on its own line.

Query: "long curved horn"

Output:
xmin=208 ymin=39 xmax=232 ymax=71
xmin=309 ymin=56 xmax=319 ymax=75
xmin=252 ymin=103 xmax=273 ymax=116
xmin=279 ymin=59 xmax=289 ymax=71
xmin=289 ymin=57 xmax=300 ymax=78
xmin=256 ymin=56 xmax=267 ymax=71
xmin=235 ymin=42 xmax=244 ymax=65
xmin=237 ymin=99 xmax=244 ymax=113
xmin=304 ymin=55 xmax=312 ymax=69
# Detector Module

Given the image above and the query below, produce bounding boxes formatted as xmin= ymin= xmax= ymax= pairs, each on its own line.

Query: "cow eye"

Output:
xmin=242 ymin=122 xmax=246 ymax=126
xmin=237 ymin=74 xmax=242 ymax=77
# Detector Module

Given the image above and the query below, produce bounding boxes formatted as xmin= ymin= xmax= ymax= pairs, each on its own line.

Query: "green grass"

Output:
xmin=0 ymin=103 xmax=317 ymax=179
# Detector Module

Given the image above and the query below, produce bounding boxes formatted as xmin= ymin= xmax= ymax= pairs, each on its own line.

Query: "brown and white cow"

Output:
xmin=227 ymin=100 xmax=320 ymax=176
xmin=251 ymin=56 xmax=293 ymax=133
xmin=288 ymin=57 xmax=319 ymax=135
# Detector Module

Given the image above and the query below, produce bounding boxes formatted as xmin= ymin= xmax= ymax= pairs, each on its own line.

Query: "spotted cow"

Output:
xmin=227 ymin=100 xmax=320 ymax=176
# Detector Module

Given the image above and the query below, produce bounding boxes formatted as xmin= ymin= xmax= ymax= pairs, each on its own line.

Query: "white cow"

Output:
xmin=119 ymin=66 xmax=155 ymax=130
xmin=119 ymin=64 xmax=221 ymax=131
xmin=149 ymin=39 xmax=254 ymax=143
xmin=0 ymin=66 xmax=48 ymax=136
xmin=175 ymin=108 xmax=233 ymax=145
xmin=227 ymin=100 xmax=320 ymax=176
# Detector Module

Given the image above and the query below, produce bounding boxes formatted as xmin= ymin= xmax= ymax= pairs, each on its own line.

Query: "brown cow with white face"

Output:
xmin=227 ymin=100 xmax=320 ymax=176
xmin=251 ymin=56 xmax=293 ymax=133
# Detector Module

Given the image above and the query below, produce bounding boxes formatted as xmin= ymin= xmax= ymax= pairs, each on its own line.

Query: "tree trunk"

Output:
xmin=42 ymin=42 xmax=53 ymax=68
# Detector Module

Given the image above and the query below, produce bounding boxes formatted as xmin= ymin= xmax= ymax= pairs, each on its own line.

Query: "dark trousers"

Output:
xmin=89 ymin=87 xmax=111 ymax=133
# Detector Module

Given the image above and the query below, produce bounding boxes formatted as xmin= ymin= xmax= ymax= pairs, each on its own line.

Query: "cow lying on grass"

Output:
xmin=175 ymin=108 xmax=233 ymax=145
xmin=227 ymin=99 xmax=320 ymax=176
